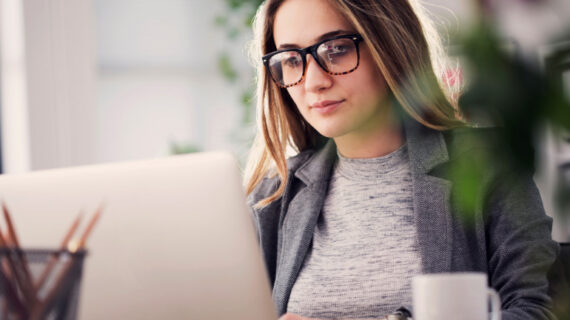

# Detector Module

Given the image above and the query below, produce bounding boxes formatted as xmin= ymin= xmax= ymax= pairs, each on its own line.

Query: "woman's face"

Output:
xmin=272 ymin=0 xmax=390 ymax=140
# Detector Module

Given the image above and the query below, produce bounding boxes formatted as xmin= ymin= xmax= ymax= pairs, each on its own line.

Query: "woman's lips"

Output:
xmin=310 ymin=99 xmax=345 ymax=115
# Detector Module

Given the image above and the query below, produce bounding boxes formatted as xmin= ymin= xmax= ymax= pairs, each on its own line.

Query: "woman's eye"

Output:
xmin=329 ymin=45 xmax=348 ymax=54
xmin=326 ymin=44 xmax=353 ymax=57
xmin=319 ymin=41 xmax=355 ymax=64
xmin=283 ymin=56 xmax=301 ymax=67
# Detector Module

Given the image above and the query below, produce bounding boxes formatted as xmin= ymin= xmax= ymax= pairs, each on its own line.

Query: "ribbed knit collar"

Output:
xmin=335 ymin=143 xmax=409 ymax=180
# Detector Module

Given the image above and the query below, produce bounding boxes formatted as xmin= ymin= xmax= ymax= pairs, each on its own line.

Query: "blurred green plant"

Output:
xmin=447 ymin=19 xmax=570 ymax=224
xmin=215 ymin=0 xmax=263 ymax=126
xmin=173 ymin=0 xmax=261 ymax=157
xmin=170 ymin=141 xmax=202 ymax=155
xmin=218 ymin=53 xmax=239 ymax=82
xmin=441 ymin=6 xmax=570 ymax=316
xmin=210 ymin=0 xmax=264 ymax=163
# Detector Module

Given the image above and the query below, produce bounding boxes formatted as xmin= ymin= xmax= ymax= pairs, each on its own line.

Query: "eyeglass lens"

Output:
xmin=267 ymin=37 xmax=358 ymax=87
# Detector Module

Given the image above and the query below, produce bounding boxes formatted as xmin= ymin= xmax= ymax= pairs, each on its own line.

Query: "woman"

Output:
xmin=244 ymin=0 xmax=559 ymax=319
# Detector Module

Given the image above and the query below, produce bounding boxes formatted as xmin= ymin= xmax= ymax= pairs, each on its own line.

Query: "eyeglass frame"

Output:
xmin=262 ymin=33 xmax=364 ymax=88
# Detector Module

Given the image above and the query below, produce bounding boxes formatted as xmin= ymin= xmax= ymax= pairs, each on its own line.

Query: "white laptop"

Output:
xmin=0 ymin=152 xmax=277 ymax=320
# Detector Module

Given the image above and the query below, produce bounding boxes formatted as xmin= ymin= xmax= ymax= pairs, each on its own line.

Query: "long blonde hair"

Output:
xmin=245 ymin=0 xmax=464 ymax=208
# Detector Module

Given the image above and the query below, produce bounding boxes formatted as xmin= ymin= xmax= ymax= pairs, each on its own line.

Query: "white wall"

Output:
xmin=93 ymin=0 xmax=252 ymax=163
xmin=0 ymin=0 xmax=31 ymax=173
xmin=22 ymin=0 xmax=97 ymax=170
xmin=2 ymin=0 xmax=252 ymax=171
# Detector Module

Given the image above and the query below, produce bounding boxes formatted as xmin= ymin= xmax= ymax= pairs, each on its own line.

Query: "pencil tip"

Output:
xmin=95 ymin=203 xmax=105 ymax=217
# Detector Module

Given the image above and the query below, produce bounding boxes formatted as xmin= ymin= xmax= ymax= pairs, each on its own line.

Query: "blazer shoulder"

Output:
xmin=287 ymin=148 xmax=316 ymax=171
xmin=443 ymin=126 xmax=502 ymax=160
xmin=247 ymin=148 xmax=316 ymax=209
xmin=431 ymin=126 xmax=506 ymax=183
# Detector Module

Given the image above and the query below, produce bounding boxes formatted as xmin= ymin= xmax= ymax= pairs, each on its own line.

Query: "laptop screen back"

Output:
xmin=0 ymin=152 xmax=277 ymax=320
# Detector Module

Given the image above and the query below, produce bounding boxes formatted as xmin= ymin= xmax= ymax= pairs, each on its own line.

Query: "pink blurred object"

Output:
xmin=443 ymin=68 xmax=463 ymax=88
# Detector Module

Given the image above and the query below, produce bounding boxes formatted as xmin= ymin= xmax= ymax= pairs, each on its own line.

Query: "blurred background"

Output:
xmin=0 ymin=0 xmax=569 ymax=241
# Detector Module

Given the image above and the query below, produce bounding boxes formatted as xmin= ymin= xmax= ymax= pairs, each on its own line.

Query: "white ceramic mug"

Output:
xmin=412 ymin=273 xmax=501 ymax=320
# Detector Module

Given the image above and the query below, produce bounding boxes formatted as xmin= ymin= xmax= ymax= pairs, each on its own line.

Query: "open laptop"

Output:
xmin=0 ymin=152 xmax=277 ymax=320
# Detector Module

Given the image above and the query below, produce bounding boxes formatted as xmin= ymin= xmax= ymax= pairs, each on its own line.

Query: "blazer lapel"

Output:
xmin=272 ymin=141 xmax=336 ymax=315
xmin=404 ymin=119 xmax=453 ymax=274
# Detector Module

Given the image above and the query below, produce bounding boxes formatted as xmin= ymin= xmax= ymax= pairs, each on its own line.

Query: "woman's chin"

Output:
xmin=313 ymin=126 xmax=347 ymax=140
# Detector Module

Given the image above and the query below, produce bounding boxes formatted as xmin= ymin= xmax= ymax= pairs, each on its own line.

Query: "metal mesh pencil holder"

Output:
xmin=0 ymin=248 xmax=87 ymax=320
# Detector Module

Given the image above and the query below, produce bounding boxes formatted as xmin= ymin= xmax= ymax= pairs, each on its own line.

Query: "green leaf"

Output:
xmin=217 ymin=53 xmax=238 ymax=82
xmin=227 ymin=27 xmax=240 ymax=40
xmin=214 ymin=15 xmax=228 ymax=27
xmin=170 ymin=142 xmax=201 ymax=155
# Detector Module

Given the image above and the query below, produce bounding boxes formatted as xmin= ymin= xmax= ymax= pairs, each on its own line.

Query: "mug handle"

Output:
xmin=488 ymin=288 xmax=502 ymax=320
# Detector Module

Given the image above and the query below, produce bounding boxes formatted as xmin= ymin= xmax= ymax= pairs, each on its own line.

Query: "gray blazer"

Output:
xmin=248 ymin=120 xmax=559 ymax=320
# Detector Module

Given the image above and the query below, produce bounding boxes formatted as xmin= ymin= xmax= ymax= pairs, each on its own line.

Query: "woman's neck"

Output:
xmin=334 ymin=106 xmax=404 ymax=159
xmin=335 ymin=126 xmax=404 ymax=159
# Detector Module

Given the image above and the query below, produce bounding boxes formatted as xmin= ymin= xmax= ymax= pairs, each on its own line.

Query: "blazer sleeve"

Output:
xmin=485 ymin=172 xmax=560 ymax=320
xmin=247 ymin=175 xmax=282 ymax=288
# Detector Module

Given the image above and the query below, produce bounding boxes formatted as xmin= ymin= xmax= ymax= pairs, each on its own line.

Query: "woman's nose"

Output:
xmin=304 ymin=55 xmax=333 ymax=92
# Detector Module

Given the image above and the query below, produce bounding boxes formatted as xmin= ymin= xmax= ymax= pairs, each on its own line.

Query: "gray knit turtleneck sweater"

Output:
xmin=287 ymin=143 xmax=422 ymax=319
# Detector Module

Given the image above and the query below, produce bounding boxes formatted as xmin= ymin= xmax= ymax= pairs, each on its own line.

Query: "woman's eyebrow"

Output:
xmin=277 ymin=29 xmax=353 ymax=50
xmin=314 ymin=30 xmax=351 ymax=42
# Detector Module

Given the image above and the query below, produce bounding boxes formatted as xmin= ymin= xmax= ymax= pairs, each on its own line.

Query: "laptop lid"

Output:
xmin=0 ymin=152 xmax=277 ymax=320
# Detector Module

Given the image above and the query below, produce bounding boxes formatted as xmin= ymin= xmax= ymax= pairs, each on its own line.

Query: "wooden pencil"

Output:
xmin=75 ymin=205 xmax=103 ymax=251
xmin=2 ymin=203 xmax=37 ymax=307
xmin=31 ymin=205 xmax=103 ymax=319
xmin=34 ymin=211 xmax=83 ymax=291
xmin=0 ymin=230 xmax=28 ymax=318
